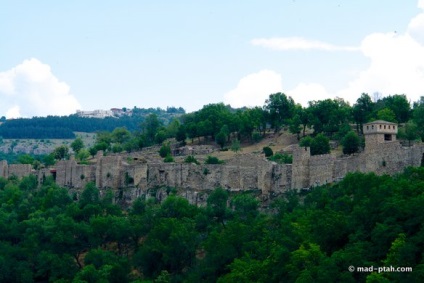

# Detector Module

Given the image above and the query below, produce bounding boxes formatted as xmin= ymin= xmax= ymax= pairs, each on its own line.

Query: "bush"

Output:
xmin=184 ymin=155 xmax=200 ymax=164
xmin=268 ymin=153 xmax=293 ymax=164
xmin=310 ymin=133 xmax=330 ymax=155
xmin=263 ymin=146 xmax=273 ymax=157
xmin=205 ymin=156 xmax=224 ymax=164
xmin=299 ymin=136 xmax=313 ymax=147
xmin=164 ymin=154 xmax=174 ymax=163
xmin=342 ymin=131 xmax=360 ymax=155
xmin=159 ymin=143 xmax=171 ymax=158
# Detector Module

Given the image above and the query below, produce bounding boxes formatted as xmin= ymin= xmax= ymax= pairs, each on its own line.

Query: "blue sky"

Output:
xmin=1 ymin=0 xmax=423 ymax=117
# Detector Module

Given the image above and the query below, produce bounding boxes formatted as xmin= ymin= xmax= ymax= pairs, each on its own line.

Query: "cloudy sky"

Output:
xmin=1 ymin=0 xmax=423 ymax=118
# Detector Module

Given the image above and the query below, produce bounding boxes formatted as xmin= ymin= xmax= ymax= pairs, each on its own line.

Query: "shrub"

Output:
xmin=159 ymin=143 xmax=171 ymax=158
xmin=268 ymin=153 xmax=293 ymax=164
xmin=184 ymin=155 xmax=200 ymax=165
xmin=205 ymin=156 xmax=224 ymax=164
xmin=164 ymin=154 xmax=174 ymax=163
xmin=342 ymin=131 xmax=360 ymax=155
xmin=299 ymin=136 xmax=313 ymax=147
xmin=263 ymin=146 xmax=273 ymax=157
xmin=310 ymin=133 xmax=330 ymax=155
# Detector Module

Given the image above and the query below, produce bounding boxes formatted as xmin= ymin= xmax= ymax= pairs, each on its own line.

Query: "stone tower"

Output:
xmin=363 ymin=120 xmax=397 ymax=150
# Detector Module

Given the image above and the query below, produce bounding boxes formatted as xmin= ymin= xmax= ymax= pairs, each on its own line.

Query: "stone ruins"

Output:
xmin=0 ymin=120 xmax=423 ymax=205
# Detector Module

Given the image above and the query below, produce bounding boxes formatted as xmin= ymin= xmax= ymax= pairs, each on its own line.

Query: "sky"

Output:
xmin=1 ymin=0 xmax=424 ymax=118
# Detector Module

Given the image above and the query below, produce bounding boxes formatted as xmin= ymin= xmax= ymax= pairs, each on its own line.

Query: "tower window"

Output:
xmin=384 ymin=134 xmax=392 ymax=141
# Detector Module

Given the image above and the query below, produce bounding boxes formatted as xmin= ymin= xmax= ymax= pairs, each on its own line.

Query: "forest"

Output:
xmin=0 ymin=167 xmax=423 ymax=282
xmin=0 ymin=107 xmax=185 ymax=139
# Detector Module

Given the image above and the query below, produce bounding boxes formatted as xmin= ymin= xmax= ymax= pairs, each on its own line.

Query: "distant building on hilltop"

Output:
xmin=76 ymin=109 xmax=114 ymax=118
xmin=76 ymin=108 xmax=132 ymax=118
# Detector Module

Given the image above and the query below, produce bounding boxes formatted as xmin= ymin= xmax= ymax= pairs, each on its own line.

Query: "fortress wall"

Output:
xmin=333 ymin=159 xmax=347 ymax=182
xmin=308 ymin=154 xmax=335 ymax=187
xmin=291 ymin=146 xmax=311 ymax=189
xmin=141 ymin=162 xmax=286 ymax=195
xmin=365 ymin=142 xmax=411 ymax=175
xmin=266 ymin=164 xmax=292 ymax=194
xmin=0 ymin=160 xmax=7 ymax=178
xmin=8 ymin=164 xmax=32 ymax=178
xmin=124 ymin=164 xmax=148 ymax=188
xmin=37 ymin=168 xmax=53 ymax=184
xmin=70 ymin=164 xmax=96 ymax=188
xmin=96 ymin=156 xmax=123 ymax=189
xmin=1 ymin=137 xmax=422 ymax=204
xmin=346 ymin=154 xmax=367 ymax=173
xmin=333 ymin=154 xmax=366 ymax=182
xmin=240 ymin=166 xmax=260 ymax=191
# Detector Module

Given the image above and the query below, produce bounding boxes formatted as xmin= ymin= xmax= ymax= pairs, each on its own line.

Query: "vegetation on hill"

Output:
xmin=2 ymin=92 xmax=424 ymax=165
xmin=0 ymin=167 xmax=423 ymax=282
xmin=0 ymin=107 xmax=185 ymax=139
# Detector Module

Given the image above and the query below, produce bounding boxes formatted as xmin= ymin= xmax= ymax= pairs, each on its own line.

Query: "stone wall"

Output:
xmin=0 ymin=132 xmax=423 ymax=206
xmin=8 ymin=164 xmax=32 ymax=178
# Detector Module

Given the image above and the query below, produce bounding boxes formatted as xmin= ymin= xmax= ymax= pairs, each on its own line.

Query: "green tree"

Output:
xmin=398 ymin=121 xmax=419 ymax=146
xmin=264 ymin=92 xmax=296 ymax=132
xmin=230 ymin=138 xmax=241 ymax=153
xmin=412 ymin=97 xmax=424 ymax=141
xmin=310 ymin=133 xmax=330 ymax=155
xmin=52 ymin=145 xmax=69 ymax=160
xmin=207 ymin=187 xmax=230 ymax=226
xmin=43 ymin=153 xmax=56 ymax=166
xmin=159 ymin=143 xmax=171 ymax=158
xmin=77 ymin=149 xmax=90 ymax=163
xmin=111 ymin=127 xmax=131 ymax=144
xmin=342 ymin=131 xmax=360 ymax=155
xmin=378 ymin=94 xmax=411 ymax=123
xmin=308 ymin=98 xmax=352 ymax=137
xmin=166 ymin=118 xmax=181 ymax=138
xmin=142 ymin=113 xmax=162 ymax=145
xmin=134 ymin=218 xmax=197 ymax=278
xmin=215 ymin=131 xmax=227 ymax=149
xmin=353 ymin=93 xmax=374 ymax=134
xmin=17 ymin=154 xmax=35 ymax=165
xmin=71 ymin=137 xmax=84 ymax=154
xmin=175 ymin=125 xmax=187 ymax=144
xmin=289 ymin=113 xmax=302 ymax=140
xmin=155 ymin=129 xmax=168 ymax=144
xmin=377 ymin=108 xmax=397 ymax=123
xmin=299 ymin=136 xmax=313 ymax=147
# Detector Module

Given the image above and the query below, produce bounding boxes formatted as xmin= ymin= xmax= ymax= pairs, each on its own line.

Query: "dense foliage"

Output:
xmin=0 ymin=167 xmax=423 ymax=282
xmin=0 ymin=107 xmax=184 ymax=139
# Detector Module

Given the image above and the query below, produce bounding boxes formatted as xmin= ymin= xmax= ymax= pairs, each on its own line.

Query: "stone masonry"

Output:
xmin=0 ymin=121 xmax=423 ymax=205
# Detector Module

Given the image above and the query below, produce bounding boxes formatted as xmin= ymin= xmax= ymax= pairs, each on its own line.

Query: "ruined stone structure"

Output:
xmin=0 ymin=121 xmax=423 ymax=205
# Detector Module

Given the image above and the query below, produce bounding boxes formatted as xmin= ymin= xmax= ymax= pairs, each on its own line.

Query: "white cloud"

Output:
xmin=224 ymin=70 xmax=283 ymax=108
xmin=287 ymin=83 xmax=332 ymax=107
xmin=407 ymin=11 xmax=424 ymax=44
xmin=251 ymin=37 xmax=359 ymax=52
xmin=0 ymin=58 xmax=81 ymax=118
xmin=250 ymin=1 xmax=424 ymax=105
xmin=338 ymin=15 xmax=424 ymax=104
